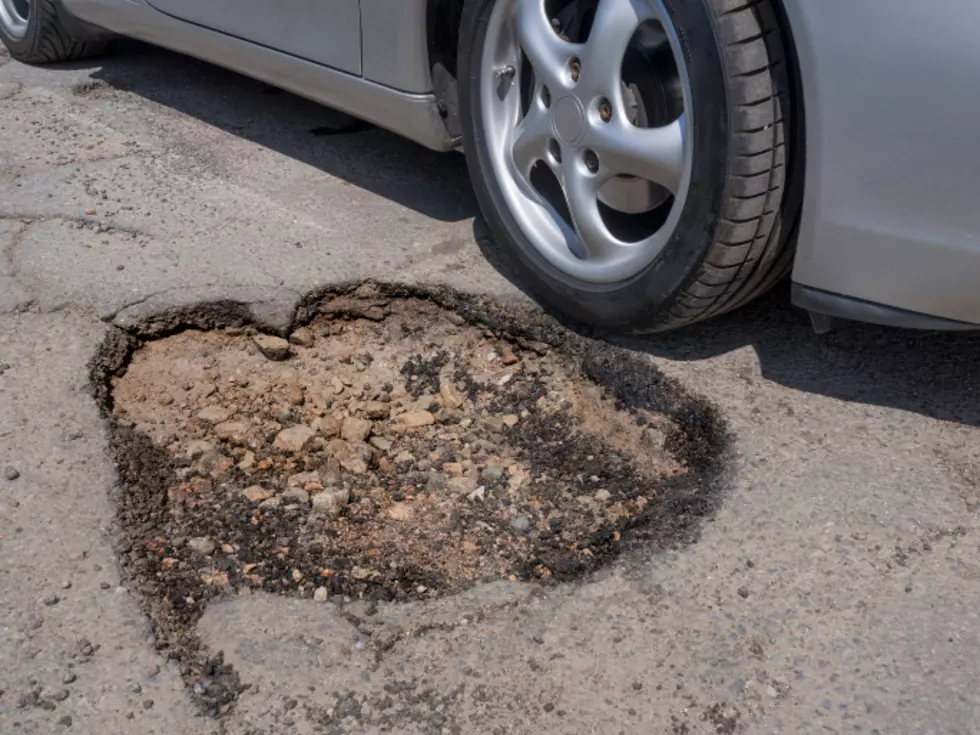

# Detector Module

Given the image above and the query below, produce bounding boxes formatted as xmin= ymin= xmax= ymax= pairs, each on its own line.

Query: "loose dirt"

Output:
xmin=92 ymin=283 xmax=729 ymax=715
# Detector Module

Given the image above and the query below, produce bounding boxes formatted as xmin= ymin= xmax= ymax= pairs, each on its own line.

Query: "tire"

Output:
xmin=0 ymin=0 xmax=106 ymax=64
xmin=459 ymin=0 xmax=797 ymax=333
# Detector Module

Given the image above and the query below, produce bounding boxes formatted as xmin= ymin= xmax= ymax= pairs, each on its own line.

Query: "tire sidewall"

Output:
xmin=1 ymin=0 xmax=41 ymax=58
xmin=460 ymin=0 xmax=731 ymax=330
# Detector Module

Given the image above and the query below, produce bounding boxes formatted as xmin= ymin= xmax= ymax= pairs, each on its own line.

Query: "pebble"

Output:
xmin=58 ymin=715 xmax=72 ymax=727
xmin=313 ymin=586 xmax=329 ymax=602
xmin=242 ymin=485 xmax=272 ymax=503
xmin=398 ymin=410 xmax=435 ymax=428
xmin=187 ymin=537 xmax=216 ymax=556
xmin=385 ymin=502 xmax=414 ymax=521
xmin=369 ymin=436 xmax=393 ymax=452
xmin=341 ymin=417 xmax=373 ymax=442
xmin=315 ymin=416 xmax=341 ymax=438
xmin=146 ymin=664 xmax=161 ymax=678
xmin=252 ymin=334 xmax=292 ymax=361
xmin=738 ymin=586 xmax=750 ymax=599
xmin=128 ymin=682 xmax=142 ymax=694
xmin=63 ymin=672 xmax=77 ymax=684
xmin=196 ymin=405 xmax=231 ymax=424
xmin=481 ymin=466 xmax=505 ymax=484
xmin=363 ymin=401 xmax=391 ymax=420
xmin=312 ymin=487 xmax=350 ymax=518
xmin=282 ymin=487 xmax=311 ymax=505
xmin=273 ymin=425 xmax=315 ymax=453
xmin=100 ymin=581 xmax=111 ymax=590
xmin=42 ymin=594 xmax=60 ymax=606
xmin=439 ymin=383 xmax=462 ymax=409
xmin=54 ymin=689 xmax=70 ymax=701
xmin=4 ymin=466 xmax=20 ymax=481
xmin=594 ymin=489 xmax=611 ymax=502
xmin=142 ymin=699 xmax=154 ymax=709
xmin=502 ymin=414 xmax=519 ymax=427
xmin=289 ymin=327 xmax=315 ymax=348
xmin=509 ymin=515 xmax=531 ymax=533
xmin=61 ymin=580 xmax=72 ymax=590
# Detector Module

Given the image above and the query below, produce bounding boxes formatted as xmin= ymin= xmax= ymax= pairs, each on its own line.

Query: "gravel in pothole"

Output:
xmin=111 ymin=299 xmax=688 ymax=623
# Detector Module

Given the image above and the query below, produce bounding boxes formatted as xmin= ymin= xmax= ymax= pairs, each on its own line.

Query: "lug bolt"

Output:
xmin=599 ymin=99 xmax=612 ymax=122
xmin=570 ymin=59 xmax=581 ymax=83
xmin=495 ymin=65 xmax=516 ymax=80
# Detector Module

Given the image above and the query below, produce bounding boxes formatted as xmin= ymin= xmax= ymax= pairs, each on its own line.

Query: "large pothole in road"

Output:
xmin=93 ymin=283 xmax=729 ymax=715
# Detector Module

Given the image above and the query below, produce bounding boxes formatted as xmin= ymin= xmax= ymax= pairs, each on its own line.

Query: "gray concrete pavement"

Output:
xmin=2 ymin=41 xmax=979 ymax=734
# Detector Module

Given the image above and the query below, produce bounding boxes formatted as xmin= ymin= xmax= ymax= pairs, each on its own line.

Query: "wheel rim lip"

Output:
xmin=0 ymin=0 xmax=29 ymax=39
xmin=480 ymin=0 xmax=695 ymax=286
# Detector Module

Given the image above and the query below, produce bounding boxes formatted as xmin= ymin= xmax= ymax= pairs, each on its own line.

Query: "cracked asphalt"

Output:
xmin=2 ymin=40 xmax=980 ymax=735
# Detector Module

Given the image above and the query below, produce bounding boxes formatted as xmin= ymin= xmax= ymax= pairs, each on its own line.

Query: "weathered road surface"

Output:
xmin=2 ymin=41 xmax=979 ymax=735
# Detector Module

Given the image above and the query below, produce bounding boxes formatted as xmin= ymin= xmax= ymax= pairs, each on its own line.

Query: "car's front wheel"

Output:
xmin=0 ymin=0 xmax=106 ymax=64
xmin=459 ymin=0 xmax=795 ymax=332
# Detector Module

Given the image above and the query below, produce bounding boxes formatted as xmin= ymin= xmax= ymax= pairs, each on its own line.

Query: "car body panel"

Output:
xmin=59 ymin=0 xmax=454 ymax=151
xmin=781 ymin=0 xmax=980 ymax=326
xmin=143 ymin=0 xmax=362 ymax=75
xmin=56 ymin=0 xmax=980 ymax=329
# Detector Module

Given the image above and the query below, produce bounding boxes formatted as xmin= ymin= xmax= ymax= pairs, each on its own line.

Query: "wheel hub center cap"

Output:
xmin=553 ymin=96 xmax=586 ymax=145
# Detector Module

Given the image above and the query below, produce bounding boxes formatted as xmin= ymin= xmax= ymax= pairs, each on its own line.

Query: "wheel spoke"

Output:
xmin=510 ymin=101 xmax=553 ymax=179
xmin=515 ymin=0 xmax=579 ymax=91
xmin=561 ymin=158 xmax=619 ymax=260
xmin=579 ymin=0 xmax=656 ymax=97
xmin=588 ymin=117 xmax=686 ymax=193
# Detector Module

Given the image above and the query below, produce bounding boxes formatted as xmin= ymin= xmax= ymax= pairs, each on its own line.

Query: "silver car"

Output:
xmin=3 ymin=0 xmax=978 ymax=333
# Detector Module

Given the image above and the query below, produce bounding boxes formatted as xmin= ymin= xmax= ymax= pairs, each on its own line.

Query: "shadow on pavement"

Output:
xmin=88 ymin=40 xmax=477 ymax=223
xmin=613 ymin=284 xmax=980 ymax=428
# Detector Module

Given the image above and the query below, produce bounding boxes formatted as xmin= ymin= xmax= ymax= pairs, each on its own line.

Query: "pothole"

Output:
xmin=91 ymin=282 xmax=730 ymax=715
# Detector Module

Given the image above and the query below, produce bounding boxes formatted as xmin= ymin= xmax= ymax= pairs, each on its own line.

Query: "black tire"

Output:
xmin=0 ymin=0 xmax=106 ymax=64
xmin=459 ymin=0 xmax=798 ymax=333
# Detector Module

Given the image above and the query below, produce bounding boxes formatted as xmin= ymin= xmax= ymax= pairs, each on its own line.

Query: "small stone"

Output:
xmin=28 ymin=613 xmax=44 ymax=629
xmin=253 ymin=334 xmax=292 ymax=361
xmin=282 ymin=487 xmax=310 ymax=505
xmin=186 ymin=440 xmax=215 ymax=460
xmin=427 ymin=471 xmax=447 ymax=491
xmin=320 ymin=457 xmax=342 ymax=484
xmin=287 ymin=385 xmax=305 ymax=406
xmin=142 ymin=699 xmax=154 ymax=709
xmin=42 ymin=594 xmax=60 ymax=606
xmin=214 ymin=421 xmax=249 ymax=443
xmin=509 ymin=515 xmax=531 ymax=533
xmin=58 ymin=715 xmax=72 ymax=727
xmin=128 ymin=682 xmax=142 ymax=694
xmin=632 ymin=682 xmax=643 ymax=691
xmin=289 ymin=327 xmax=315 ymax=348
xmin=312 ymin=487 xmax=350 ymax=518
xmin=333 ymin=440 xmax=374 ymax=474
xmin=259 ymin=497 xmax=281 ymax=510
xmin=287 ymin=471 xmax=321 ymax=488
xmin=188 ymin=537 xmax=216 ymax=556
xmin=54 ymin=689 xmax=70 ymax=701
xmin=738 ymin=586 xmax=750 ymax=599
xmin=594 ymin=489 xmax=611 ymax=502
xmin=242 ymin=485 xmax=272 ymax=503
xmin=273 ymin=425 xmax=315 ymax=453
xmin=481 ymin=466 xmax=505 ymax=484
xmin=314 ymin=586 xmax=329 ymax=602
xmin=369 ymin=436 xmax=393 ymax=452
xmin=61 ymin=580 xmax=72 ymax=590
xmin=502 ymin=414 xmax=519 ymax=428
xmin=62 ymin=672 xmax=77 ymax=684
xmin=443 ymin=462 xmax=464 ymax=477
xmin=197 ymin=405 xmax=231 ymax=424
xmin=315 ymin=416 xmax=341 ymax=438
xmin=501 ymin=350 xmax=519 ymax=366
xmin=350 ymin=566 xmax=373 ymax=580
xmin=447 ymin=475 xmax=478 ymax=496
xmin=146 ymin=664 xmax=161 ymax=678
xmin=386 ymin=502 xmax=413 ymax=521
xmin=4 ymin=466 xmax=20 ymax=481
xmin=341 ymin=417 xmax=373 ymax=442
xmin=467 ymin=486 xmax=486 ymax=502
xmin=641 ymin=427 xmax=669 ymax=450
xmin=363 ymin=401 xmax=390 ymax=420
xmin=439 ymin=383 xmax=462 ymax=410
xmin=100 ymin=581 xmax=111 ymax=590
xmin=331 ymin=376 xmax=345 ymax=395
xmin=398 ymin=410 xmax=435 ymax=428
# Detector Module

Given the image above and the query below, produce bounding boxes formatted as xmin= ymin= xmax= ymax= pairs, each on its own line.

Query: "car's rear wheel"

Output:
xmin=0 ymin=0 xmax=106 ymax=64
xmin=459 ymin=0 xmax=795 ymax=332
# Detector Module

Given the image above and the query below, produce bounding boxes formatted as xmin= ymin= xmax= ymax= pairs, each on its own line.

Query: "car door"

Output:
xmin=144 ymin=0 xmax=362 ymax=75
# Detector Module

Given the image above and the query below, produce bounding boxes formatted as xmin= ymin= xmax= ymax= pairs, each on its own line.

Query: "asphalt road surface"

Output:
xmin=2 ymin=41 xmax=979 ymax=735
